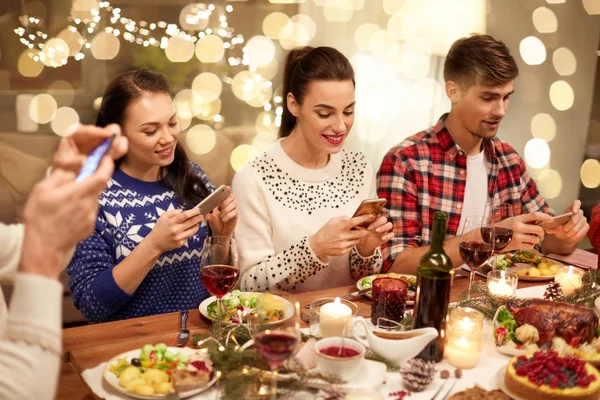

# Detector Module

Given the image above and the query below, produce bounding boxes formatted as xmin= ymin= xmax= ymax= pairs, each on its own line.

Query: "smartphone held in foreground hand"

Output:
xmin=76 ymin=134 xmax=116 ymax=182
xmin=194 ymin=185 xmax=229 ymax=216
xmin=539 ymin=212 xmax=574 ymax=231
xmin=351 ymin=198 xmax=387 ymax=230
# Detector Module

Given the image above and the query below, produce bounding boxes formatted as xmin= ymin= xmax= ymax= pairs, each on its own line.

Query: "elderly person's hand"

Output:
xmin=19 ymin=124 xmax=128 ymax=279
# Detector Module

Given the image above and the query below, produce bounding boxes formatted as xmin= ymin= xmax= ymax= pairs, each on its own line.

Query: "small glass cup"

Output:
xmin=555 ymin=266 xmax=584 ymax=295
xmin=486 ymin=270 xmax=518 ymax=297
xmin=309 ymin=297 xmax=358 ymax=338
xmin=444 ymin=307 xmax=484 ymax=369
xmin=370 ymin=277 xmax=408 ymax=328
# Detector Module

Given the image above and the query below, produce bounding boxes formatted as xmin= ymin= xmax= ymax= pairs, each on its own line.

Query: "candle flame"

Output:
xmin=457 ymin=336 xmax=469 ymax=348
xmin=568 ymin=265 xmax=573 ymax=277
xmin=334 ymin=297 xmax=341 ymax=305
xmin=500 ymin=270 xmax=506 ymax=284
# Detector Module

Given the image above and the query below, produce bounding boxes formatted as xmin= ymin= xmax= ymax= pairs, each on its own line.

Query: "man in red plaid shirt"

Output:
xmin=377 ymin=34 xmax=589 ymax=274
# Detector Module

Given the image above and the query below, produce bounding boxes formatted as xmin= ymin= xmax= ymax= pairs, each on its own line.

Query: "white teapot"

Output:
xmin=351 ymin=317 xmax=438 ymax=365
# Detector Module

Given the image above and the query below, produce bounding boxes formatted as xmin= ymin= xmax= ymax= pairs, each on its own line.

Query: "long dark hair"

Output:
xmin=279 ymin=46 xmax=355 ymax=138
xmin=96 ymin=69 xmax=209 ymax=208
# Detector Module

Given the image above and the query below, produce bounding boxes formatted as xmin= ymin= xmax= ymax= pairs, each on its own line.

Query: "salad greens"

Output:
xmin=206 ymin=291 xmax=285 ymax=324
xmin=110 ymin=343 xmax=188 ymax=377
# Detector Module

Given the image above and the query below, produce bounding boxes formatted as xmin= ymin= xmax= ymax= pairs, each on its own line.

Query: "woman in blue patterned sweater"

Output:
xmin=67 ymin=70 xmax=237 ymax=323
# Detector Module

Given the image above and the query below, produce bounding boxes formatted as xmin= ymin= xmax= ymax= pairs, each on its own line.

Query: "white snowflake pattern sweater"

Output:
xmin=232 ymin=140 xmax=382 ymax=293
xmin=67 ymin=163 xmax=213 ymax=323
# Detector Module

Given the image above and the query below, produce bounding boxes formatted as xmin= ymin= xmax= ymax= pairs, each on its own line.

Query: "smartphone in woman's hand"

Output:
xmin=351 ymin=198 xmax=387 ymax=230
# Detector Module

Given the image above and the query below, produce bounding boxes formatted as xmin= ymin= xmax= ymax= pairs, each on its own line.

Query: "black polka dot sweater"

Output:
xmin=232 ymin=140 xmax=382 ymax=293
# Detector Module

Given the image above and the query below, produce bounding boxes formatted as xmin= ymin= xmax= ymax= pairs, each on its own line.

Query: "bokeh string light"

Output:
xmin=14 ymin=1 xmax=244 ymax=68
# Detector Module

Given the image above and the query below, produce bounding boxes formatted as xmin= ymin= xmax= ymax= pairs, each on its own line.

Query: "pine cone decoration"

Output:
xmin=544 ymin=282 xmax=563 ymax=301
xmin=401 ymin=358 xmax=436 ymax=392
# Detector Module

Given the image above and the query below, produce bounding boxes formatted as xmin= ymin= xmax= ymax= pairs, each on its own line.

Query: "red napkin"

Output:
xmin=545 ymin=248 xmax=598 ymax=270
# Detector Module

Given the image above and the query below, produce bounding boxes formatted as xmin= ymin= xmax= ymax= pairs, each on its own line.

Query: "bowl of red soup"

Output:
xmin=314 ymin=337 xmax=365 ymax=381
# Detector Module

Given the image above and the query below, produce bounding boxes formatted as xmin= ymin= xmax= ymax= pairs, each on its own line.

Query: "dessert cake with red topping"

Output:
xmin=505 ymin=351 xmax=600 ymax=400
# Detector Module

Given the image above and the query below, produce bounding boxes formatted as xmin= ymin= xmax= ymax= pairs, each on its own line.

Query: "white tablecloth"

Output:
xmin=81 ymin=285 xmax=549 ymax=399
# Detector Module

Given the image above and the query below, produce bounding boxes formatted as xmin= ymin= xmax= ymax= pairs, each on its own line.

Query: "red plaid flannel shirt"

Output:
xmin=377 ymin=114 xmax=551 ymax=272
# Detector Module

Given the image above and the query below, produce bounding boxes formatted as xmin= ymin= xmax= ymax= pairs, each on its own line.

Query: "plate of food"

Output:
xmin=199 ymin=290 xmax=294 ymax=325
xmin=104 ymin=343 xmax=217 ymax=399
xmin=356 ymin=273 xmax=416 ymax=304
xmin=492 ymin=299 xmax=600 ymax=365
xmin=496 ymin=250 xmax=565 ymax=281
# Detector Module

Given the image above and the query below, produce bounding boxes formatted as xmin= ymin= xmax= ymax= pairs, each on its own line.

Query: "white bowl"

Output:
xmin=314 ymin=337 xmax=365 ymax=381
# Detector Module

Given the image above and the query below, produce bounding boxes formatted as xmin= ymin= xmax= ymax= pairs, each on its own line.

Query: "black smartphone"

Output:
xmin=76 ymin=134 xmax=116 ymax=182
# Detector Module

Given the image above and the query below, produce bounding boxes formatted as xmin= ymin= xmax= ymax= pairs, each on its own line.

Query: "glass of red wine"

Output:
xmin=199 ymin=236 xmax=239 ymax=333
xmin=250 ymin=305 xmax=301 ymax=400
xmin=459 ymin=216 xmax=493 ymax=292
xmin=482 ymin=202 xmax=514 ymax=269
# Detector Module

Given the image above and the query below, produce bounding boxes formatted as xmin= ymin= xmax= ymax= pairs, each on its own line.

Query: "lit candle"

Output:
xmin=555 ymin=266 xmax=583 ymax=295
xmin=444 ymin=308 xmax=483 ymax=369
xmin=444 ymin=336 xmax=482 ymax=369
xmin=319 ymin=297 xmax=353 ymax=337
xmin=487 ymin=270 xmax=517 ymax=297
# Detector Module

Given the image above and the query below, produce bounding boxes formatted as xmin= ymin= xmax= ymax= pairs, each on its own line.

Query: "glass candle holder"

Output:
xmin=487 ymin=270 xmax=518 ymax=297
xmin=309 ymin=297 xmax=359 ymax=338
xmin=555 ymin=266 xmax=584 ymax=295
xmin=444 ymin=307 xmax=484 ymax=369
xmin=370 ymin=277 xmax=408 ymax=328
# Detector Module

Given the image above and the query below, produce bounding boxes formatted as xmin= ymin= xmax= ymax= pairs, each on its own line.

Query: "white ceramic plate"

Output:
xmin=462 ymin=252 xmax=566 ymax=281
xmin=103 ymin=347 xmax=217 ymax=399
xmin=495 ymin=366 xmax=526 ymax=400
xmin=356 ymin=273 xmax=417 ymax=305
xmin=198 ymin=292 xmax=294 ymax=326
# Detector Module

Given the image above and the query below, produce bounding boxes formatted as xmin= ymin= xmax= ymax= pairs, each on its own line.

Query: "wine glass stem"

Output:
xmin=270 ymin=368 xmax=278 ymax=400
xmin=468 ymin=269 xmax=475 ymax=299
xmin=216 ymin=297 xmax=223 ymax=336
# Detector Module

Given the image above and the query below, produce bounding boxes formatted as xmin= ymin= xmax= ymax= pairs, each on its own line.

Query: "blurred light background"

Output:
xmin=0 ymin=0 xmax=598 ymax=226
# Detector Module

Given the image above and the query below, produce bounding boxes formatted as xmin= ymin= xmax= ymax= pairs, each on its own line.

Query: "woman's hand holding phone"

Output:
xmin=308 ymin=215 xmax=373 ymax=262
xmin=356 ymin=215 xmax=394 ymax=256
xmin=146 ymin=208 xmax=205 ymax=253
xmin=205 ymin=187 xmax=238 ymax=237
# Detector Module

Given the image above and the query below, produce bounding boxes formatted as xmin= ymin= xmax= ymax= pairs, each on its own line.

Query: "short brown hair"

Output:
xmin=443 ymin=34 xmax=519 ymax=87
xmin=280 ymin=46 xmax=354 ymax=137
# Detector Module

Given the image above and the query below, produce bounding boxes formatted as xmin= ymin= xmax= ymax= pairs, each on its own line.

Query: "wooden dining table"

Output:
xmin=57 ymin=275 xmax=547 ymax=400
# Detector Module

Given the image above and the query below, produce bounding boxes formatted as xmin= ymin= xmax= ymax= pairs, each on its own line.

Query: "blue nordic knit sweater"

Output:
xmin=67 ymin=163 xmax=213 ymax=323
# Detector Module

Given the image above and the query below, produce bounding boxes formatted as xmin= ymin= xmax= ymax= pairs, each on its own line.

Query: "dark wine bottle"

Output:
xmin=412 ymin=211 xmax=453 ymax=362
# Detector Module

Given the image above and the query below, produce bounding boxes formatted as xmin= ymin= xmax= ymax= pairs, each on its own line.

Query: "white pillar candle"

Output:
xmin=445 ymin=308 xmax=483 ymax=369
xmin=488 ymin=280 xmax=514 ymax=296
xmin=319 ymin=297 xmax=353 ymax=337
xmin=487 ymin=270 xmax=517 ymax=297
xmin=444 ymin=336 xmax=482 ymax=369
xmin=555 ymin=266 xmax=583 ymax=295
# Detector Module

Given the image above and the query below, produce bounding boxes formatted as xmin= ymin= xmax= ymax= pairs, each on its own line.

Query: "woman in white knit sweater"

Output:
xmin=0 ymin=124 xmax=126 ymax=399
xmin=233 ymin=46 xmax=393 ymax=293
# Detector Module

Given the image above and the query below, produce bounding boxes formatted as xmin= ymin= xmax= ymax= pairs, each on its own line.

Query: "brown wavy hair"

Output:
xmin=279 ymin=46 xmax=355 ymax=137
xmin=96 ymin=69 xmax=209 ymax=208
xmin=444 ymin=34 xmax=519 ymax=88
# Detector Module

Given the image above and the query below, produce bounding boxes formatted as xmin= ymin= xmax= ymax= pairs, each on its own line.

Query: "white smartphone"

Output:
xmin=194 ymin=185 xmax=229 ymax=216
xmin=76 ymin=134 xmax=115 ymax=182
xmin=539 ymin=212 xmax=574 ymax=231
xmin=351 ymin=198 xmax=387 ymax=230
